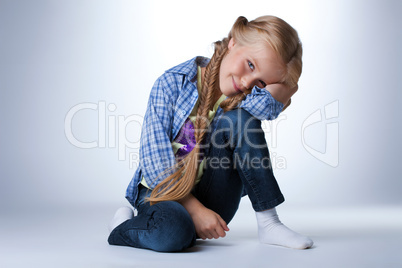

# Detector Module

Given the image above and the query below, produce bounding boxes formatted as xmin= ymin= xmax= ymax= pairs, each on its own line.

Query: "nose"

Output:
xmin=241 ymin=75 xmax=253 ymax=90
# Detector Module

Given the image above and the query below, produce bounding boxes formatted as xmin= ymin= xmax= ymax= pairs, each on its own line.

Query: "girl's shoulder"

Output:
xmin=165 ymin=56 xmax=209 ymax=78
xmin=150 ymin=57 xmax=210 ymax=102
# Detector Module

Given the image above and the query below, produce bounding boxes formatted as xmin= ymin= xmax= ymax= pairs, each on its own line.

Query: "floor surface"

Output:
xmin=1 ymin=200 xmax=401 ymax=268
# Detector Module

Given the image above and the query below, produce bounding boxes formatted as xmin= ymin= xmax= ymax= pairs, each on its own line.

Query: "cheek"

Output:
xmin=219 ymin=59 xmax=231 ymax=85
xmin=218 ymin=63 xmax=227 ymax=89
xmin=218 ymin=62 xmax=225 ymax=83
xmin=220 ymin=56 xmax=229 ymax=73
xmin=232 ymin=57 xmax=245 ymax=75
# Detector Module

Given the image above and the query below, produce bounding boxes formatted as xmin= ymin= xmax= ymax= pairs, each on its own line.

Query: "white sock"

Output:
xmin=108 ymin=206 xmax=134 ymax=233
xmin=255 ymin=208 xmax=313 ymax=249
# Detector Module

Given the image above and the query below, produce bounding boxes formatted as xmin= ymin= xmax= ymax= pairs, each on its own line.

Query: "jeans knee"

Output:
xmin=215 ymin=109 xmax=263 ymax=149
xmin=152 ymin=201 xmax=196 ymax=252
xmin=220 ymin=109 xmax=261 ymax=131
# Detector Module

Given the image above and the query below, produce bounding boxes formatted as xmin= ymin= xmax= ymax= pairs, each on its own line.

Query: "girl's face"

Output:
xmin=219 ymin=38 xmax=285 ymax=97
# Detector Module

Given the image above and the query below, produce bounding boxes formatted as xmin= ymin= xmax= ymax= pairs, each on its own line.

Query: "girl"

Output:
xmin=108 ymin=15 xmax=313 ymax=252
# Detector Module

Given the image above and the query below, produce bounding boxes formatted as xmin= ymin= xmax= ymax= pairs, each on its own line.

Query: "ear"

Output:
xmin=228 ymin=38 xmax=235 ymax=50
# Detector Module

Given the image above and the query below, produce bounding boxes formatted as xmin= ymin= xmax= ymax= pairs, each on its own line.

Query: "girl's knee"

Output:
xmin=215 ymin=109 xmax=263 ymax=147
xmin=220 ymin=108 xmax=261 ymax=130
xmin=151 ymin=201 xmax=196 ymax=252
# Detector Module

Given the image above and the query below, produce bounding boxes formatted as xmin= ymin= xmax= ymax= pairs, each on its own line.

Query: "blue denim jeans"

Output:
xmin=108 ymin=109 xmax=284 ymax=252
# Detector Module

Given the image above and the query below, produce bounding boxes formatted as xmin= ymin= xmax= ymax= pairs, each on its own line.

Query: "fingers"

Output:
xmin=214 ymin=227 xmax=226 ymax=239
xmin=199 ymin=228 xmax=225 ymax=240
xmin=194 ymin=209 xmax=230 ymax=240
xmin=201 ymin=232 xmax=214 ymax=240
xmin=202 ymin=229 xmax=224 ymax=240
xmin=210 ymin=216 xmax=229 ymax=239
xmin=199 ymin=218 xmax=229 ymax=240
xmin=199 ymin=231 xmax=218 ymax=240
xmin=218 ymin=216 xmax=229 ymax=232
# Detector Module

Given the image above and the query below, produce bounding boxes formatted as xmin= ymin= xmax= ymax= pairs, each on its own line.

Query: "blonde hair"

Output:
xmin=147 ymin=15 xmax=302 ymax=205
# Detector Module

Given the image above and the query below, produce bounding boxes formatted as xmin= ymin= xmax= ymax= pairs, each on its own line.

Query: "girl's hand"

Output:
xmin=192 ymin=206 xmax=229 ymax=240
xmin=265 ymin=83 xmax=298 ymax=107
xmin=179 ymin=194 xmax=229 ymax=240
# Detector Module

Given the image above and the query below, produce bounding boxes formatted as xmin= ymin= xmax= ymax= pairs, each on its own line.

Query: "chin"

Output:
xmin=222 ymin=90 xmax=233 ymax=97
xmin=220 ymin=87 xmax=233 ymax=97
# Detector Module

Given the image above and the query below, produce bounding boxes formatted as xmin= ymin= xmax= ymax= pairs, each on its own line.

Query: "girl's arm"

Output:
xmin=179 ymin=193 xmax=229 ymax=240
xmin=137 ymin=74 xmax=178 ymax=189
xmin=265 ymin=83 xmax=298 ymax=108
xmin=239 ymin=84 xmax=297 ymax=121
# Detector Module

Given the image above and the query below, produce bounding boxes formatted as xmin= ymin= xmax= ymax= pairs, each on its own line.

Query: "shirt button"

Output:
xmin=181 ymin=110 xmax=186 ymax=116
xmin=192 ymin=92 xmax=198 ymax=98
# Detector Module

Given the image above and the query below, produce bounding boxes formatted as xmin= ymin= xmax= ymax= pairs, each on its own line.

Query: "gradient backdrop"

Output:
xmin=0 ymin=0 xmax=401 ymax=213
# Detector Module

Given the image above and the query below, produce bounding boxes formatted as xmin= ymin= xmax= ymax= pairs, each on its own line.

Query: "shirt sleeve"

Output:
xmin=239 ymin=86 xmax=284 ymax=121
xmin=139 ymin=74 xmax=178 ymax=189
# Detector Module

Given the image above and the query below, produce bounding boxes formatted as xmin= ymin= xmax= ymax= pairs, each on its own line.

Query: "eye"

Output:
xmin=248 ymin=60 xmax=266 ymax=88
xmin=247 ymin=61 xmax=255 ymax=70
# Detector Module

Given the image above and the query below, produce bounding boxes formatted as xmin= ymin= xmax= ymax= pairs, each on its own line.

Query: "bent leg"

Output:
xmin=202 ymin=108 xmax=312 ymax=249
xmin=108 ymin=187 xmax=196 ymax=252
xmin=200 ymin=108 xmax=284 ymax=213
xmin=193 ymin=161 xmax=243 ymax=224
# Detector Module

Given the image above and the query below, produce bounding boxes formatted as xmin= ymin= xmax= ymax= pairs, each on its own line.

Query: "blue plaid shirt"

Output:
xmin=125 ymin=56 xmax=284 ymax=208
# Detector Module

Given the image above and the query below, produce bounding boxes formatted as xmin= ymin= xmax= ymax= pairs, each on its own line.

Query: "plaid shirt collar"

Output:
xmin=166 ymin=56 xmax=210 ymax=83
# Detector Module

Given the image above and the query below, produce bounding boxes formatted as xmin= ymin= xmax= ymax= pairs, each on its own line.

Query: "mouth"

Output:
xmin=232 ymin=77 xmax=243 ymax=94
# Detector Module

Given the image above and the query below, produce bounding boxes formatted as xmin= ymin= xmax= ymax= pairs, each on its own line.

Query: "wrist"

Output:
xmin=179 ymin=194 xmax=205 ymax=217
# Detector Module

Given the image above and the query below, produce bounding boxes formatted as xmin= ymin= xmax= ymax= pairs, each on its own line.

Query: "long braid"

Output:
xmin=195 ymin=38 xmax=228 ymax=142
xmin=147 ymin=39 xmax=229 ymax=205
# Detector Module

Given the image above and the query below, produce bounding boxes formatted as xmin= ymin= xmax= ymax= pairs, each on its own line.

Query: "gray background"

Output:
xmin=1 ymin=0 xmax=401 ymax=211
